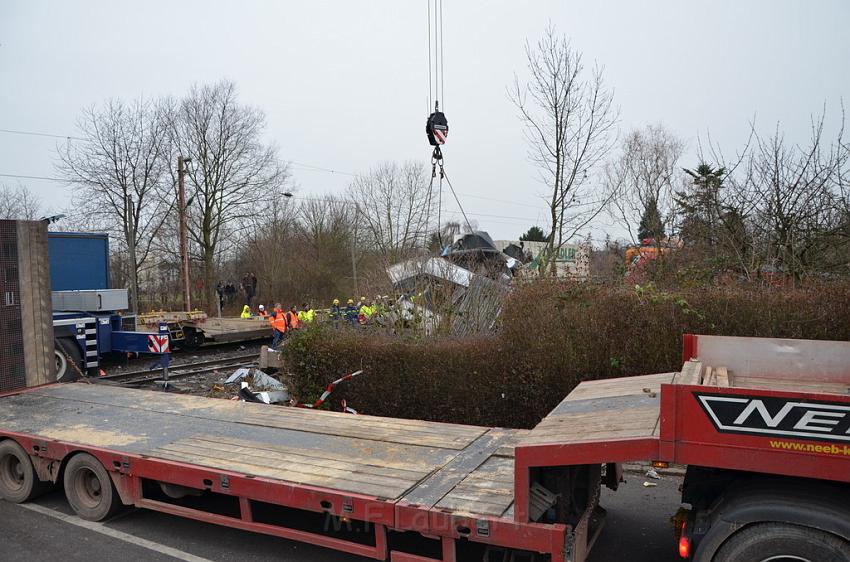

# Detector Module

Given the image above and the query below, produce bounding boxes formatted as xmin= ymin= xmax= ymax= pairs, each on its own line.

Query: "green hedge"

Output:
xmin=280 ymin=282 xmax=850 ymax=428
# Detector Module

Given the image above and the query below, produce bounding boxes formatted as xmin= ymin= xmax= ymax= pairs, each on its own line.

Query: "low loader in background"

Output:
xmin=48 ymin=231 xmax=270 ymax=381
xmin=48 ymin=231 xmax=169 ymax=381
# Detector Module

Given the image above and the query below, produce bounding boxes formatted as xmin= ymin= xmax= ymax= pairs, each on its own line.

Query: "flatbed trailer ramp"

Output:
xmin=2 ymin=334 xmax=850 ymax=561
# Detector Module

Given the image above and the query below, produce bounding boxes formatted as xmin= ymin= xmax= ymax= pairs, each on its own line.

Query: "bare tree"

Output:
xmin=299 ymin=196 xmax=353 ymax=249
xmin=58 ymin=98 xmax=171 ymax=312
xmin=738 ymin=110 xmax=848 ymax=282
xmin=348 ymin=161 xmax=433 ymax=264
xmin=168 ymin=81 xmax=289 ymax=310
xmin=298 ymin=196 xmax=358 ymax=299
xmin=0 ymin=184 xmax=42 ymax=220
xmin=605 ymin=124 xmax=684 ymax=244
xmin=509 ymin=24 xmax=618 ymax=274
xmin=238 ymin=195 xmax=299 ymax=304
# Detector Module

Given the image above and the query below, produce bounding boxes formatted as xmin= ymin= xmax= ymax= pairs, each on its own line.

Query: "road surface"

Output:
xmin=0 ymin=473 xmax=681 ymax=561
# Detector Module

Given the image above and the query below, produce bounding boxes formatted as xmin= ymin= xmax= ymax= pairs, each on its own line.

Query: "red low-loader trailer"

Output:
xmin=1 ymin=334 xmax=850 ymax=561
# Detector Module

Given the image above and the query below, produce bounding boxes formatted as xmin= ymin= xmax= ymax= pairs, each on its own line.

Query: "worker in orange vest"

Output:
xmin=257 ymin=304 xmax=268 ymax=317
xmin=286 ymin=305 xmax=299 ymax=330
xmin=269 ymin=303 xmax=288 ymax=348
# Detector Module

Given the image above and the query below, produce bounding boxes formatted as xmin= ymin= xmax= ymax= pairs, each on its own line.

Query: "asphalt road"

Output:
xmin=0 ymin=474 xmax=681 ymax=562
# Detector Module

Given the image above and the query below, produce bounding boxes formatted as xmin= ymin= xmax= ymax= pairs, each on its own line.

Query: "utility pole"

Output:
xmin=125 ymin=195 xmax=138 ymax=313
xmin=351 ymin=203 xmax=358 ymax=297
xmin=178 ymin=156 xmax=192 ymax=312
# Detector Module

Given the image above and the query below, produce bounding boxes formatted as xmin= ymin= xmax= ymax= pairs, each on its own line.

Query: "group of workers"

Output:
xmin=239 ymin=302 xmax=316 ymax=349
xmin=329 ymin=296 xmax=389 ymax=325
xmin=237 ymin=293 xmax=420 ymax=349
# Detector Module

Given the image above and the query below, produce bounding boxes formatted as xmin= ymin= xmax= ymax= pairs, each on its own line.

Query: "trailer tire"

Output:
xmin=55 ymin=337 xmax=82 ymax=383
xmin=63 ymin=453 xmax=121 ymax=521
xmin=0 ymin=440 xmax=50 ymax=503
xmin=180 ymin=327 xmax=204 ymax=351
xmin=713 ymin=522 xmax=850 ymax=562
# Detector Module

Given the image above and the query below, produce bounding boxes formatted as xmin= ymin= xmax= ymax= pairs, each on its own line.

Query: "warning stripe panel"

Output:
xmin=147 ymin=334 xmax=170 ymax=353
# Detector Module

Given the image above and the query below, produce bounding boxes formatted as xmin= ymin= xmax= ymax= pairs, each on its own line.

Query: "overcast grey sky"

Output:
xmin=2 ymin=0 xmax=848 ymax=241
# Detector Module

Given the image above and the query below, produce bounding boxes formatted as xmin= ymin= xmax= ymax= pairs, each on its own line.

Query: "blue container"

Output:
xmin=48 ymin=232 xmax=111 ymax=291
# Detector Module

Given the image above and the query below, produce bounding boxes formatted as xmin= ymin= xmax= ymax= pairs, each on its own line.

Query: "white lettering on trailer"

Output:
xmin=794 ymin=410 xmax=845 ymax=432
xmin=732 ymin=400 xmax=795 ymax=427
xmin=697 ymin=394 xmax=850 ymax=443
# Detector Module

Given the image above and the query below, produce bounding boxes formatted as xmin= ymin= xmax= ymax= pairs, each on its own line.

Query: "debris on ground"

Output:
xmin=642 ymin=481 xmax=658 ymax=488
xmin=227 ymin=367 xmax=289 ymax=404
xmin=645 ymin=468 xmax=661 ymax=480
xmin=237 ymin=381 xmax=289 ymax=404
xmin=225 ymin=367 xmax=285 ymax=390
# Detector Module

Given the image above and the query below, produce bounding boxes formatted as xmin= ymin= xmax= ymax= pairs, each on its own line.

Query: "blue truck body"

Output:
xmin=49 ymin=232 xmax=167 ymax=380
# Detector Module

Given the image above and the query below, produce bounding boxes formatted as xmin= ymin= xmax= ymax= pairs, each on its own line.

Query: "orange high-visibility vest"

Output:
xmin=287 ymin=311 xmax=299 ymax=329
xmin=270 ymin=309 xmax=287 ymax=332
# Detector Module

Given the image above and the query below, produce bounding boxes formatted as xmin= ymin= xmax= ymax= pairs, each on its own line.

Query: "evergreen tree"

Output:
xmin=676 ymin=163 xmax=727 ymax=246
xmin=637 ymin=197 xmax=664 ymax=241
xmin=519 ymin=226 xmax=547 ymax=242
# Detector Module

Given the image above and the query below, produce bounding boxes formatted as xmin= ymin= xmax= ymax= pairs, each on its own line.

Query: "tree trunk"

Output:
xmin=128 ymin=242 xmax=139 ymax=313
xmin=203 ymin=248 xmax=215 ymax=313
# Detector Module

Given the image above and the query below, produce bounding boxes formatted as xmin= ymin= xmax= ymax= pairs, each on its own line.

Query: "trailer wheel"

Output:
xmin=180 ymin=327 xmax=204 ymax=351
xmin=63 ymin=453 xmax=121 ymax=521
xmin=713 ymin=522 xmax=850 ymax=562
xmin=54 ymin=338 xmax=82 ymax=383
xmin=0 ymin=440 xmax=50 ymax=503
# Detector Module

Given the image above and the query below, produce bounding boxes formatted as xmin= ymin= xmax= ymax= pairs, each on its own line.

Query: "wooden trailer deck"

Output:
xmin=518 ymin=372 xmax=675 ymax=449
xmin=185 ymin=317 xmax=271 ymax=344
xmin=0 ymin=383 xmax=524 ymax=520
xmin=138 ymin=314 xmax=272 ymax=346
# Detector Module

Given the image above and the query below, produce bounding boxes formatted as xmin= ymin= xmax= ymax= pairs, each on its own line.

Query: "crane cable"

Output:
xmin=439 ymin=0 xmax=445 ymax=107
xmin=441 ymin=163 xmax=472 ymax=232
xmin=426 ymin=0 xmax=445 ymax=113
xmin=426 ymin=0 xmax=432 ymax=111
xmin=424 ymin=0 xmax=472 ymax=244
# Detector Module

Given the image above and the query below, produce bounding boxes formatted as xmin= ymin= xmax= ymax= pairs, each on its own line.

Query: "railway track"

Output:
xmin=96 ymin=352 xmax=259 ymax=386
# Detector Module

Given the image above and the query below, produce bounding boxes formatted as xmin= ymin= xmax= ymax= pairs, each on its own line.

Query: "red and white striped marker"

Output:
xmin=296 ymin=369 xmax=364 ymax=412
xmin=147 ymin=334 xmax=170 ymax=353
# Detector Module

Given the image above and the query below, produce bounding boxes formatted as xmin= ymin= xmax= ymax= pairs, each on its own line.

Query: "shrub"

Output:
xmin=281 ymin=281 xmax=850 ymax=428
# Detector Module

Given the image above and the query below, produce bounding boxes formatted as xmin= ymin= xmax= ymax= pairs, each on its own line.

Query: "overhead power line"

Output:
xmin=285 ymin=193 xmax=545 ymax=225
xmin=0 ymin=172 xmax=67 ymax=183
xmin=0 ymin=128 xmax=87 ymax=142
xmin=0 ymin=126 xmax=554 ymax=217
xmin=287 ymin=159 xmax=548 ymax=211
xmin=288 ymin=162 xmax=357 ymax=177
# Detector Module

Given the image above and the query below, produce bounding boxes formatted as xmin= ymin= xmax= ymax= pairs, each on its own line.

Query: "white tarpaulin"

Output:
xmin=386 ymin=257 xmax=475 ymax=288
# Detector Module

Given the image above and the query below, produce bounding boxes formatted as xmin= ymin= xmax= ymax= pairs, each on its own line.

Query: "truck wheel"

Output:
xmin=0 ymin=440 xmax=50 ymax=503
xmin=63 ymin=453 xmax=122 ymax=521
xmin=54 ymin=338 xmax=82 ymax=383
xmin=713 ymin=522 xmax=850 ymax=562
